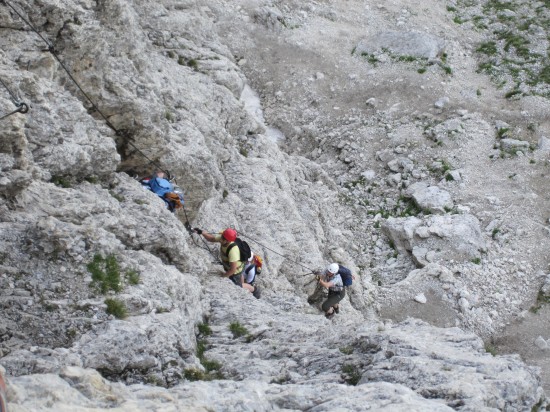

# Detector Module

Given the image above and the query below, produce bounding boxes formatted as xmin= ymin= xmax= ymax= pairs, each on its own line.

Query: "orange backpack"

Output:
xmin=253 ymin=255 xmax=263 ymax=275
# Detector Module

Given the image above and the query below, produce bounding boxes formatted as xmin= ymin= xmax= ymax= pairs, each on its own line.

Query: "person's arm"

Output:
xmin=223 ymin=261 xmax=239 ymax=278
xmin=193 ymin=228 xmax=217 ymax=243
xmin=318 ymin=277 xmax=334 ymax=288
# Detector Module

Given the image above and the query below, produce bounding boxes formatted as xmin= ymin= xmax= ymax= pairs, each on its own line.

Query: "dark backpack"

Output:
xmin=226 ymin=238 xmax=252 ymax=262
xmin=338 ymin=265 xmax=353 ymax=287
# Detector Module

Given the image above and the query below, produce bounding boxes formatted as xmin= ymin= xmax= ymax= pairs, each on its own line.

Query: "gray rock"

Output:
xmin=356 ymin=31 xmax=445 ymax=59
xmin=404 ymin=182 xmax=453 ymax=214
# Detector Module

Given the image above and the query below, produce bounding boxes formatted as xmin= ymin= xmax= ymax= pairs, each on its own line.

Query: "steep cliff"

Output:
xmin=1 ymin=0 xmax=549 ymax=410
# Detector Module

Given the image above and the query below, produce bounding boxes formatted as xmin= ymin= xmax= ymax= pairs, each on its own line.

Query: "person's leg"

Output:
xmin=229 ymin=274 xmax=242 ymax=287
xmin=332 ymin=289 xmax=346 ymax=313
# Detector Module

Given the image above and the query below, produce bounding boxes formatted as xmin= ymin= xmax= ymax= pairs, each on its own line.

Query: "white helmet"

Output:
xmin=327 ymin=263 xmax=339 ymax=274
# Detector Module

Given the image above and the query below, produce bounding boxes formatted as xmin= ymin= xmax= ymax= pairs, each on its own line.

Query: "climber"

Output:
xmin=193 ymin=227 xmax=261 ymax=299
xmin=243 ymin=252 xmax=262 ymax=287
xmin=318 ymin=263 xmax=354 ymax=319
xmin=140 ymin=170 xmax=184 ymax=212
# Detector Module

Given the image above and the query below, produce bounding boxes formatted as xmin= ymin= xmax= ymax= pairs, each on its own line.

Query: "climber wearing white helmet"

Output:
xmin=318 ymin=263 xmax=355 ymax=319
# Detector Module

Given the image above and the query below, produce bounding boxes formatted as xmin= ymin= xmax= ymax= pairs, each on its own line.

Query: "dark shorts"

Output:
xmin=229 ymin=272 xmax=243 ymax=287
xmin=322 ymin=289 xmax=345 ymax=312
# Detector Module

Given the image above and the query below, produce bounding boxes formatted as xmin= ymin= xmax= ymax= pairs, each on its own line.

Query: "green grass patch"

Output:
xmin=477 ymin=41 xmax=497 ymax=56
xmin=105 ymin=298 xmax=128 ymax=319
xmin=51 ymin=176 xmax=72 ymax=188
xmin=198 ymin=323 xmax=212 ymax=336
xmin=484 ymin=342 xmax=497 ymax=356
xmin=87 ymin=254 xmax=123 ymax=294
xmin=341 ymin=364 xmax=362 ymax=385
xmin=339 ymin=346 xmax=354 ymax=355
xmin=125 ymin=269 xmax=140 ymax=285
xmin=229 ymin=321 xmax=249 ymax=338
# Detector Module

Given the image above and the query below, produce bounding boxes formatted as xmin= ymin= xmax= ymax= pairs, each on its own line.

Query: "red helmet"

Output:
xmin=222 ymin=228 xmax=237 ymax=242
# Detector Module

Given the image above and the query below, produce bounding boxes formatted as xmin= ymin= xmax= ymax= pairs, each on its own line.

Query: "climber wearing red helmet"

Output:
xmin=192 ymin=227 xmax=258 ymax=297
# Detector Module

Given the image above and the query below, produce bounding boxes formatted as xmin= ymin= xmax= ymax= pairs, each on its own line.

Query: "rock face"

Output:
xmin=1 ymin=0 xmax=549 ymax=410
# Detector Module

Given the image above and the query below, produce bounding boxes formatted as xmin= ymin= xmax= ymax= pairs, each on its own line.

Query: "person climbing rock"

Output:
xmin=140 ymin=170 xmax=184 ymax=212
xmin=193 ymin=228 xmax=261 ymax=298
xmin=243 ymin=252 xmax=262 ymax=298
xmin=318 ymin=263 xmax=350 ymax=319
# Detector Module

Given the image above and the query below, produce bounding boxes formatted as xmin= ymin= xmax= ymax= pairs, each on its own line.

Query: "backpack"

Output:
xmin=147 ymin=177 xmax=173 ymax=197
xmin=252 ymin=255 xmax=263 ymax=275
xmin=226 ymin=238 xmax=252 ymax=262
xmin=338 ymin=265 xmax=353 ymax=287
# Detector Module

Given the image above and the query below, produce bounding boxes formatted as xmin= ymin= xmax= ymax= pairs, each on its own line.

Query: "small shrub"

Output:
xmin=339 ymin=346 xmax=354 ymax=355
xmin=87 ymin=254 xmax=123 ymax=294
xmin=184 ymin=368 xmax=206 ymax=381
xmin=492 ymin=228 xmax=500 ymax=239
xmin=178 ymin=56 xmax=186 ymax=65
xmin=240 ymin=147 xmax=248 ymax=157
xmin=105 ymin=298 xmax=128 ymax=319
xmin=84 ymin=175 xmax=99 ymax=184
xmin=51 ymin=176 xmax=72 ymax=188
xmin=109 ymin=190 xmax=125 ymax=202
xmin=417 ymin=67 xmax=427 ymax=74
xmin=229 ymin=321 xmax=249 ymax=338
xmin=126 ymin=269 xmax=140 ymax=285
xmin=505 ymin=89 xmax=521 ymax=99
xmin=167 ymin=50 xmax=176 ymax=59
xmin=471 ymin=257 xmax=481 ymax=265
xmin=477 ymin=41 xmax=497 ymax=56
xmin=443 ymin=65 xmax=452 ymax=75
xmin=187 ymin=59 xmax=198 ymax=70
xmin=222 ymin=189 xmax=229 ymax=199
xmin=341 ymin=364 xmax=362 ymax=385
xmin=484 ymin=343 xmax=497 ymax=356
xmin=198 ymin=323 xmax=212 ymax=336
xmin=201 ymin=359 xmax=222 ymax=372
xmin=530 ymin=159 xmax=536 ymax=164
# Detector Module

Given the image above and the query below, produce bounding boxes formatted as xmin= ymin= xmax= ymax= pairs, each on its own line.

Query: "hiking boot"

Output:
xmin=325 ymin=311 xmax=335 ymax=320
xmin=253 ymin=286 xmax=261 ymax=299
xmin=333 ymin=305 xmax=339 ymax=314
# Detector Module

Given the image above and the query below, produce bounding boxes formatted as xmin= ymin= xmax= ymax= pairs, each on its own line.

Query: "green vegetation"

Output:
xmin=530 ymin=290 xmax=550 ymax=314
xmin=185 ymin=321 xmax=225 ymax=381
xmin=341 ymin=364 xmax=362 ymax=385
xmin=477 ymin=41 xmax=497 ymax=56
xmin=484 ymin=342 xmax=497 ymax=356
xmin=105 ymin=298 xmax=128 ymax=319
xmin=84 ymin=175 xmax=99 ymax=184
xmin=125 ymin=269 xmax=140 ymax=285
xmin=339 ymin=346 xmax=354 ymax=355
xmin=109 ymin=190 xmax=125 ymax=202
xmin=222 ymin=189 xmax=229 ymax=199
xmin=87 ymin=254 xmax=123 ymax=294
xmin=229 ymin=321 xmax=249 ymax=338
xmin=451 ymin=0 xmax=550 ymax=97
xmin=471 ymin=257 xmax=481 ymax=265
xmin=198 ymin=323 xmax=212 ymax=336
xmin=51 ymin=175 xmax=72 ymax=188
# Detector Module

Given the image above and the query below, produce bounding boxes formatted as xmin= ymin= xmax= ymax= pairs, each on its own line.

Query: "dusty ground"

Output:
xmin=215 ymin=0 xmax=550 ymax=392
